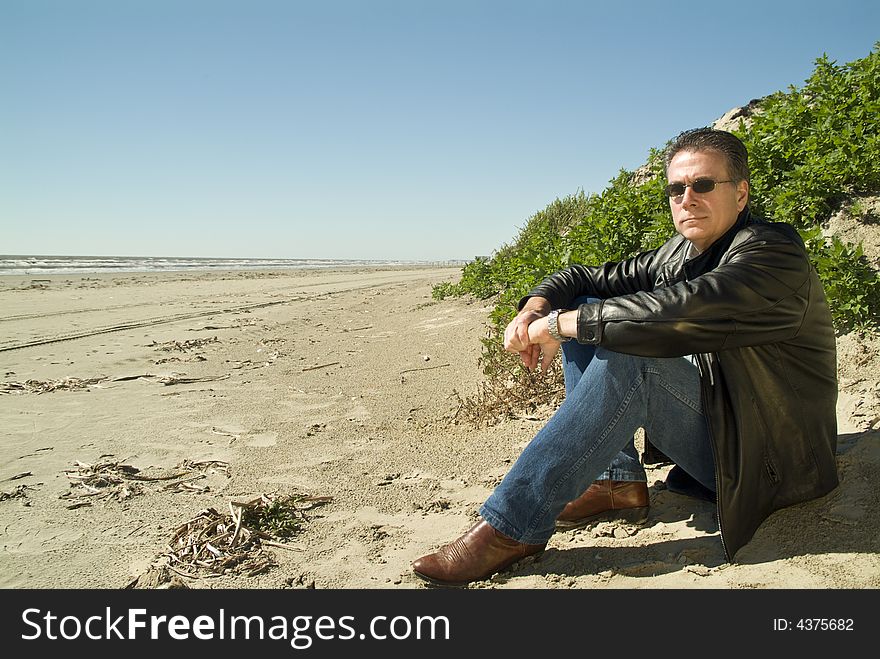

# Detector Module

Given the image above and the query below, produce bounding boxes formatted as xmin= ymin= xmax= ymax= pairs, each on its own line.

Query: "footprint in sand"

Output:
xmin=244 ymin=432 xmax=278 ymax=447
xmin=2 ymin=521 xmax=84 ymax=555
xmin=415 ymin=315 xmax=467 ymax=332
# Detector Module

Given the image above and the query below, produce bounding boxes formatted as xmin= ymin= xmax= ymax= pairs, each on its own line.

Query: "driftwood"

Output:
xmin=2 ymin=472 xmax=33 ymax=482
xmin=111 ymin=373 xmax=230 ymax=385
xmin=156 ymin=374 xmax=230 ymax=385
xmin=126 ymin=493 xmax=332 ymax=588
xmin=302 ymin=362 xmax=340 ymax=372
xmin=149 ymin=336 xmax=220 ymax=352
xmin=0 ymin=484 xmax=38 ymax=501
xmin=399 ymin=363 xmax=451 ymax=374
xmin=0 ymin=377 xmax=106 ymax=394
xmin=61 ymin=458 xmax=230 ymax=502
xmin=0 ymin=371 xmax=230 ymax=394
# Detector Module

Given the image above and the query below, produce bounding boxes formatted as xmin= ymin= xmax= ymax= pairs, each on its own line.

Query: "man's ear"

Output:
xmin=736 ymin=180 xmax=750 ymax=211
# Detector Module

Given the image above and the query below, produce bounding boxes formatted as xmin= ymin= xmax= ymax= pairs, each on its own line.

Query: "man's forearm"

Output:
xmin=557 ymin=309 xmax=578 ymax=339
xmin=520 ymin=295 xmax=551 ymax=316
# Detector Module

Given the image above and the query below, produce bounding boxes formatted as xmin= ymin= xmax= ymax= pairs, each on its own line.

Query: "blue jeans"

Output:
xmin=480 ymin=300 xmax=716 ymax=545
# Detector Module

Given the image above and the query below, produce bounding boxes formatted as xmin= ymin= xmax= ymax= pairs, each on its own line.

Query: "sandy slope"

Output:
xmin=0 ymin=266 xmax=877 ymax=589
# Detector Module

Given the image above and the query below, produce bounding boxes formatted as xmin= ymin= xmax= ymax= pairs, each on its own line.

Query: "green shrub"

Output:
xmin=437 ymin=45 xmax=880 ymax=336
xmin=799 ymin=226 xmax=880 ymax=330
xmin=438 ymin=45 xmax=880 ymax=422
xmin=741 ymin=48 xmax=880 ymax=230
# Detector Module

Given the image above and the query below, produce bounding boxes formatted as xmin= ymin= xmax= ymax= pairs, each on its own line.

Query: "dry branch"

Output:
xmin=399 ymin=363 xmax=451 ymax=374
xmin=150 ymin=336 xmax=220 ymax=352
xmin=61 ymin=458 xmax=229 ymax=502
xmin=1 ymin=377 xmax=106 ymax=394
xmin=453 ymin=355 xmax=565 ymax=427
xmin=127 ymin=493 xmax=332 ymax=588
xmin=0 ymin=484 xmax=38 ymax=501
xmin=302 ymin=362 xmax=340 ymax=372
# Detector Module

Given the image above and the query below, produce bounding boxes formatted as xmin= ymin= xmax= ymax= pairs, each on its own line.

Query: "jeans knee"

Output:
xmin=593 ymin=345 xmax=645 ymax=373
xmin=571 ymin=295 xmax=601 ymax=307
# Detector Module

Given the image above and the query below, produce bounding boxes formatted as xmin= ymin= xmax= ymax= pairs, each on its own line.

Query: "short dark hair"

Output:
xmin=664 ymin=128 xmax=750 ymax=184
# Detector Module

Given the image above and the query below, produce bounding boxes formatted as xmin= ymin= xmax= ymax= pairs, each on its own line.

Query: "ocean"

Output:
xmin=0 ymin=255 xmax=464 ymax=276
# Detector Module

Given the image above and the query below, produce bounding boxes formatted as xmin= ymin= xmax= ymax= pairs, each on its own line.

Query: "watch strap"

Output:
xmin=548 ymin=309 xmax=571 ymax=342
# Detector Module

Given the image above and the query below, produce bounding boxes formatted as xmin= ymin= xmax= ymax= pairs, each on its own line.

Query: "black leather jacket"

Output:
xmin=523 ymin=209 xmax=838 ymax=560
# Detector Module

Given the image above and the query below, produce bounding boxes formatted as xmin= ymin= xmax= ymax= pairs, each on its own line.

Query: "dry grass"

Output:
xmin=453 ymin=354 xmax=564 ymax=426
xmin=0 ymin=484 xmax=38 ymax=502
xmin=126 ymin=493 xmax=332 ymax=588
xmin=0 ymin=377 xmax=106 ymax=394
xmin=60 ymin=458 xmax=230 ymax=506
xmin=150 ymin=336 xmax=220 ymax=352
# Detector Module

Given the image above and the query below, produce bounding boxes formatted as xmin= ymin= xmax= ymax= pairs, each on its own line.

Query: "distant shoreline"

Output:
xmin=0 ymin=264 xmax=463 ymax=292
xmin=0 ymin=254 xmax=469 ymax=277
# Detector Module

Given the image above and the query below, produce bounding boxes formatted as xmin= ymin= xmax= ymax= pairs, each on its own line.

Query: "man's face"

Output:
xmin=666 ymin=149 xmax=749 ymax=253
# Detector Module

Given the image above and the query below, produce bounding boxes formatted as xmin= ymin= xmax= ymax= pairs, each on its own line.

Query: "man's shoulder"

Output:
xmin=656 ymin=232 xmax=689 ymax=256
xmin=734 ymin=213 xmax=805 ymax=249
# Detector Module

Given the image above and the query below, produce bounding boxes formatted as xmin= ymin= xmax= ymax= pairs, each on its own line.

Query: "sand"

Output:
xmin=1 ymin=266 xmax=878 ymax=589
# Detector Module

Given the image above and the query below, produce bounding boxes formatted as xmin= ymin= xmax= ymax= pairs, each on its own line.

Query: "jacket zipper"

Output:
xmin=697 ymin=352 xmax=715 ymax=386
xmin=697 ymin=351 xmax=730 ymax=562
xmin=676 ymin=245 xmax=729 ymax=559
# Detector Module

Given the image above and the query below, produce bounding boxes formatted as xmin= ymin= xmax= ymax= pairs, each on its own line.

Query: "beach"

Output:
xmin=1 ymin=266 xmax=878 ymax=589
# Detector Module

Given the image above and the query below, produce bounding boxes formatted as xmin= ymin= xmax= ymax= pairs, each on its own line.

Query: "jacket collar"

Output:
xmin=682 ymin=207 xmax=752 ymax=280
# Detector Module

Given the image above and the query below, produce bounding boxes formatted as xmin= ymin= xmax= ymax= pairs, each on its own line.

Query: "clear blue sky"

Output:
xmin=2 ymin=0 xmax=878 ymax=261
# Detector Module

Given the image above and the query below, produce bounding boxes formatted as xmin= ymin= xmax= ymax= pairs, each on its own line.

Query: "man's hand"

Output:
xmin=526 ymin=315 xmax=561 ymax=372
xmin=503 ymin=297 xmax=559 ymax=372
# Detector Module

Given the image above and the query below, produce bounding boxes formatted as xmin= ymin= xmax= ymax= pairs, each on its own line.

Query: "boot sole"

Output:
xmin=413 ymin=550 xmax=545 ymax=588
xmin=554 ymin=506 xmax=649 ymax=532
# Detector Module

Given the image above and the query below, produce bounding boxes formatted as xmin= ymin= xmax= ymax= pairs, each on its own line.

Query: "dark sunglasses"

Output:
xmin=665 ymin=178 xmax=733 ymax=198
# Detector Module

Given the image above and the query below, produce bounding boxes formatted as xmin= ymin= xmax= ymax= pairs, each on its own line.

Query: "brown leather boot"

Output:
xmin=555 ymin=479 xmax=649 ymax=531
xmin=412 ymin=520 xmax=546 ymax=587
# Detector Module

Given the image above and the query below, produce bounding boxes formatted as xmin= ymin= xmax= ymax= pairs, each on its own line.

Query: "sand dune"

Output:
xmin=1 ymin=267 xmax=877 ymax=589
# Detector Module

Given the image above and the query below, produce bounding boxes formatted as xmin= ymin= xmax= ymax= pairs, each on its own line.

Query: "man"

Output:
xmin=412 ymin=128 xmax=838 ymax=587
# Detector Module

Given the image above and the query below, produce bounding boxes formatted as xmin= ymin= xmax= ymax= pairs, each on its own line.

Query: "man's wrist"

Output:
xmin=521 ymin=297 xmax=551 ymax=316
xmin=547 ymin=309 xmax=571 ymax=342
xmin=557 ymin=310 xmax=577 ymax=340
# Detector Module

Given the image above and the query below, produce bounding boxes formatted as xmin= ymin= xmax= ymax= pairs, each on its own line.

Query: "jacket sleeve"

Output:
xmin=518 ymin=247 xmax=665 ymax=310
xmin=575 ymin=231 xmax=815 ymax=357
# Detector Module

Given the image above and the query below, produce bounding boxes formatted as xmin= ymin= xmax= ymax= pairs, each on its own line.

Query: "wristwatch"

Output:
xmin=547 ymin=309 xmax=571 ymax=342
